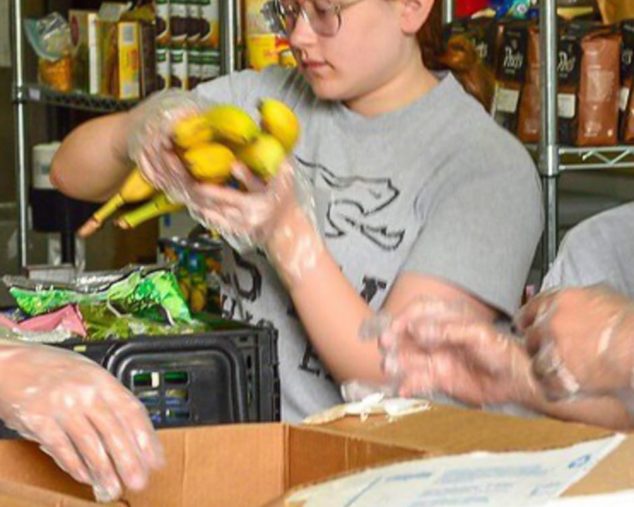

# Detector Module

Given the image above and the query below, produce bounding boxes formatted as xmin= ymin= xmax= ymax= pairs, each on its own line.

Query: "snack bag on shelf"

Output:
xmin=24 ymin=12 xmax=73 ymax=92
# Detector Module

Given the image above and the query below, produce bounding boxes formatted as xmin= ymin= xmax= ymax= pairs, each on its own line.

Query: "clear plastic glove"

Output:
xmin=367 ymin=298 xmax=538 ymax=407
xmin=127 ymin=89 xmax=203 ymax=204
xmin=516 ymin=285 xmax=634 ymax=401
xmin=189 ymin=160 xmax=323 ymax=281
xmin=0 ymin=342 xmax=164 ymax=502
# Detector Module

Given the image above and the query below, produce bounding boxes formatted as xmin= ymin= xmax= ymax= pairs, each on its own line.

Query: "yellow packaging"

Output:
xmin=247 ymin=33 xmax=279 ymax=70
xmin=38 ymin=55 xmax=73 ymax=92
xmin=117 ymin=21 xmax=141 ymax=99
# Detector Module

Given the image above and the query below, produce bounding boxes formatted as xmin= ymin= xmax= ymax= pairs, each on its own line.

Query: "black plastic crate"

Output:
xmin=0 ymin=322 xmax=280 ymax=438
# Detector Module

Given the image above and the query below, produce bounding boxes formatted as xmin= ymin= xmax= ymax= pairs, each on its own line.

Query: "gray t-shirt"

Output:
xmin=195 ymin=67 xmax=543 ymax=422
xmin=542 ymin=202 xmax=634 ymax=296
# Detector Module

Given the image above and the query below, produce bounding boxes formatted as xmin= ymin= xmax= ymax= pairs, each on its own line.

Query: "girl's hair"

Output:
xmin=418 ymin=0 xmax=495 ymax=110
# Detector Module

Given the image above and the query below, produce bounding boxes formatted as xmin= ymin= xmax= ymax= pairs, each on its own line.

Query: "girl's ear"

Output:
xmin=399 ymin=0 xmax=434 ymax=35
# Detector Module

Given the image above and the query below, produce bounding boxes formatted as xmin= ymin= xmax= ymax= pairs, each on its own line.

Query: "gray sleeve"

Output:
xmin=541 ymin=203 xmax=634 ymax=298
xmin=402 ymin=143 xmax=543 ymax=316
xmin=192 ymin=66 xmax=299 ymax=110
xmin=191 ymin=69 xmax=261 ymax=107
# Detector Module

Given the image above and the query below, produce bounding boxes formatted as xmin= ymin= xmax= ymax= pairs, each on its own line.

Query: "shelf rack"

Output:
xmin=10 ymin=0 xmax=239 ymax=269
xmin=444 ymin=1 xmax=634 ymax=276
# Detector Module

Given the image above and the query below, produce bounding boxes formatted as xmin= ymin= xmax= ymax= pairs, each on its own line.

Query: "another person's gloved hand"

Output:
xmin=371 ymin=298 xmax=538 ymax=406
xmin=0 ymin=342 xmax=164 ymax=502
xmin=127 ymin=89 xmax=202 ymax=204
xmin=516 ymin=285 xmax=634 ymax=401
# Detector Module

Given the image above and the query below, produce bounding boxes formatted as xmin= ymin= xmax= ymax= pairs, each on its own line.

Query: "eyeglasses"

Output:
xmin=271 ymin=0 xmax=368 ymax=37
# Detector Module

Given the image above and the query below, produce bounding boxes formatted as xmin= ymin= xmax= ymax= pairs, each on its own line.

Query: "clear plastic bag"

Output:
xmin=126 ymin=90 xmax=319 ymax=267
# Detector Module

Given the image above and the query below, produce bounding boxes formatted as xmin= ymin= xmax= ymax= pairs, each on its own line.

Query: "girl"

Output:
xmin=52 ymin=0 xmax=542 ymax=422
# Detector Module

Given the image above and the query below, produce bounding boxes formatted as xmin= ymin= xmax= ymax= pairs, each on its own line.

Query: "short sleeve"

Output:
xmin=402 ymin=140 xmax=543 ymax=316
xmin=192 ymin=66 xmax=299 ymax=110
xmin=541 ymin=203 xmax=634 ymax=297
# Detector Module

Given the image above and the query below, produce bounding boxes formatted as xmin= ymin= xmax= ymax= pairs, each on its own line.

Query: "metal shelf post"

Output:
xmin=443 ymin=0 xmax=454 ymax=25
xmin=11 ymin=1 xmax=238 ymax=272
xmin=539 ymin=0 xmax=559 ymax=276
xmin=11 ymin=0 xmax=29 ymax=270
xmin=220 ymin=0 xmax=237 ymax=75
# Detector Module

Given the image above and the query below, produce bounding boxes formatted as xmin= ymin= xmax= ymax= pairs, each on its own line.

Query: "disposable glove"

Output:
xmin=0 ymin=342 xmax=164 ymax=502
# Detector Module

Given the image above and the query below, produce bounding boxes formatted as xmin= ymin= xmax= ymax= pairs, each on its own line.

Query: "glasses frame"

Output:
xmin=272 ymin=0 xmax=367 ymax=37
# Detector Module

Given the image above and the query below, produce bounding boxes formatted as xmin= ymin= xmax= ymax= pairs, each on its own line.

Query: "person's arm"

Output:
xmin=267 ymin=207 xmax=497 ymax=385
xmin=50 ymin=112 xmax=134 ymax=202
xmin=376 ymin=299 xmax=633 ymax=430
xmin=532 ymin=393 xmax=632 ymax=430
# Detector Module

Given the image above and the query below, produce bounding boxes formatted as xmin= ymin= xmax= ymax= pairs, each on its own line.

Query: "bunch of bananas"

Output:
xmin=77 ymin=98 xmax=300 ymax=238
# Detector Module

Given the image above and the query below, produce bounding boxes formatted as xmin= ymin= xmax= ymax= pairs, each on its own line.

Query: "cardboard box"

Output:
xmin=0 ymin=405 xmax=631 ymax=507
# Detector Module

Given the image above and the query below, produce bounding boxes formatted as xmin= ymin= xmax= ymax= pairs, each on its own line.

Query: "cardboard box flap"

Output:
xmin=286 ymin=426 xmax=422 ymax=490
xmin=315 ymin=404 xmax=615 ymax=455
xmin=565 ymin=434 xmax=634 ymax=496
xmin=176 ymin=423 xmax=285 ymax=507
xmin=0 ymin=423 xmax=288 ymax=507
xmin=0 ymin=438 xmax=93 ymax=500
xmin=0 ymin=478 xmax=117 ymax=507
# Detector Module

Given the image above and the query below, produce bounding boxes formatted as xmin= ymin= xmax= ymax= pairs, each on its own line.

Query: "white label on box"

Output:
xmin=620 ymin=86 xmax=630 ymax=112
xmin=495 ymin=87 xmax=520 ymax=114
xmin=558 ymin=93 xmax=576 ymax=119
xmin=289 ymin=435 xmax=625 ymax=507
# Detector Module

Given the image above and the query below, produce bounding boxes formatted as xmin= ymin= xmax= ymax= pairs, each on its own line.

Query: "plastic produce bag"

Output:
xmin=125 ymin=89 xmax=317 ymax=259
xmin=24 ymin=12 xmax=73 ymax=92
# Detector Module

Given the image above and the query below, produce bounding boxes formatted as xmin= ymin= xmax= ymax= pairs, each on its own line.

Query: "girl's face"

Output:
xmin=285 ymin=0 xmax=422 ymax=104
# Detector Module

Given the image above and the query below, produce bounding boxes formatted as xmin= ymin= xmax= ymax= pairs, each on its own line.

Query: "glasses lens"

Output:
xmin=277 ymin=0 xmax=340 ymax=37
xmin=304 ymin=0 xmax=340 ymax=36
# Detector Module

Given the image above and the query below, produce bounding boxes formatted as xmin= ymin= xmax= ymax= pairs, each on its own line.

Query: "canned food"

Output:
xmin=154 ymin=0 xmax=171 ymax=45
xmin=169 ymin=0 xmax=188 ymax=47
xmin=156 ymin=46 xmax=171 ymax=91
xmin=200 ymin=48 xmax=220 ymax=82
xmin=186 ymin=0 xmax=201 ymax=46
xmin=169 ymin=46 xmax=189 ymax=90
xmin=188 ymin=48 xmax=202 ymax=90
xmin=199 ymin=0 xmax=220 ymax=49
xmin=189 ymin=238 xmax=223 ymax=313
xmin=158 ymin=237 xmax=190 ymax=301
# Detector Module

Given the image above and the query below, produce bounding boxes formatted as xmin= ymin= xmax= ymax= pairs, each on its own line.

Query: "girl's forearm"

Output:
xmin=266 ymin=208 xmax=386 ymax=384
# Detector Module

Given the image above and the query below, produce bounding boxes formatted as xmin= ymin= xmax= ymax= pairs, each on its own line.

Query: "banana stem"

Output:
xmin=115 ymin=195 xmax=185 ymax=229
xmin=92 ymin=194 xmax=126 ymax=225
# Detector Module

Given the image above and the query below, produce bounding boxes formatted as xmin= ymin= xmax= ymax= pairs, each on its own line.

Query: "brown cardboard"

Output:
xmin=316 ymin=404 xmax=615 ymax=454
xmin=0 ymin=423 xmax=418 ymax=507
xmin=0 ymin=405 xmax=630 ymax=507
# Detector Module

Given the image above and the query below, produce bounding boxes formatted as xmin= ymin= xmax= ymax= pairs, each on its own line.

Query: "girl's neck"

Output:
xmin=344 ymin=56 xmax=438 ymax=117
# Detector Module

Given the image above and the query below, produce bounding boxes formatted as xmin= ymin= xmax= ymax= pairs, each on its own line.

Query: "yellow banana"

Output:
xmin=237 ymin=133 xmax=286 ymax=180
xmin=183 ymin=142 xmax=236 ymax=182
xmin=115 ymin=193 xmax=185 ymax=230
xmin=78 ymin=168 xmax=156 ymax=238
xmin=172 ymin=114 xmax=214 ymax=149
xmin=204 ymin=104 xmax=260 ymax=146
xmin=258 ymin=98 xmax=300 ymax=153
